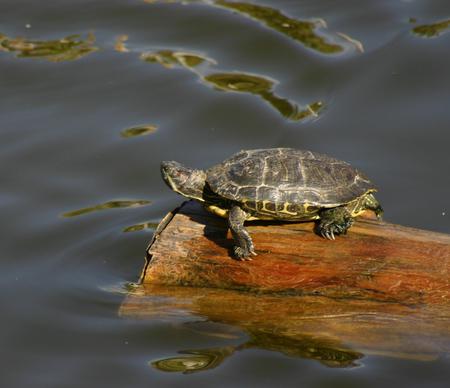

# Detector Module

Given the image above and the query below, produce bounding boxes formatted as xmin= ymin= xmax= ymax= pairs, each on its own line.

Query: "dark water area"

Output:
xmin=1 ymin=0 xmax=449 ymax=386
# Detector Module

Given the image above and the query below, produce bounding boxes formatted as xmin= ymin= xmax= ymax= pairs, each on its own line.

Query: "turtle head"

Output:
xmin=161 ymin=161 xmax=206 ymax=202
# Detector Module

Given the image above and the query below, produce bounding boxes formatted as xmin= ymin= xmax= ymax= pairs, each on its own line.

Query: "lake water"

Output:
xmin=1 ymin=0 xmax=449 ymax=387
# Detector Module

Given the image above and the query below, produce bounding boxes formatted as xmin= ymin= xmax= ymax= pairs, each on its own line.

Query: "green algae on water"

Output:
xmin=120 ymin=124 xmax=158 ymax=138
xmin=0 ymin=32 xmax=98 ymax=61
xmin=214 ymin=0 xmax=344 ymax=54
xmin=141 ymin=50 xmax=216 ymax=70
xmin=140 ymin=47 xmax=324 ymax=121
xmin=412 ymin=19 xmax=450 ymax=38
xmin=204 ymin=72 xmax=323 ymax=121
xmin=123 ymin=221 xmax=159 ymax=233
xmin=142 ymin=1 xmax=360 ymax=54
xmin=62 ymin=200 xmax=151 ymax=218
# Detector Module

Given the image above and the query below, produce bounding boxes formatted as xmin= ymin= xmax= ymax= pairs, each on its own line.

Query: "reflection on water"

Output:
xmin=151 ymin=331 xmax=362 ymax=373
xmin=62 ymin=200 xmax=151 ymax=217
xmin=123 ymin=221 xmax=159 ymax=233
xmin=114 ymin=35 xmax=129 ymax=52
xmin=215 ymin=0 xmax=343 ymax=54
xmin=144 ymin=0 xmax=362 ymax=54
xmin=244 ymin=329 xmax=363 ymax=368
xmin=412 ymin=19 xmax=450 ymax=38
xmin=122 ymin=285 xmax=450 ymax=374
xmin=120 ymin=124 xmax=158 ymax=138
xmin=0 ymin=32 xmax=97 ymax=61
xmin=140 ymin=49 xmax=323 ymax=121
xmin=336 ymin=32 xmax=364 ymax=53
xmin=152 ymin=346 xmax=236 ymax=374
xmin=141 ymin=50 xmax=216 ymax=71
xmin=205 ymin=72 xmax=323 ymax=121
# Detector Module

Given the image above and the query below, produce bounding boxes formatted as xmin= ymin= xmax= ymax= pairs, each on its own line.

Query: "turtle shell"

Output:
xmin=206 ymin=148 xmax=376 ymax=219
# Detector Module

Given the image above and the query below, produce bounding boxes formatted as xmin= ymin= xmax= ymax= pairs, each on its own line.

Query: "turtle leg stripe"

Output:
xmin=228 ymin=205 xmax=256 ymax=260
xmin=316 ymin=207 xmax=354 ymax=240
xmin=363 ymin=193 xmax=384 ymax=219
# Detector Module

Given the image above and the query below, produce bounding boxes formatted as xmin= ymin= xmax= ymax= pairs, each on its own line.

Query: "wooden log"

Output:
xmin=141 ymin=201 xmax=450 ymax=305
xmin=120 ymin=201 xmax=450 ymax=367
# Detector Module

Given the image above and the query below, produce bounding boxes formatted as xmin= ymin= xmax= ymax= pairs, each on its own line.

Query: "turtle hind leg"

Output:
xmin=228 ymin=205 xmax=256 ymax=261
xmin=316 ymin=207 xmax=354 ymax=240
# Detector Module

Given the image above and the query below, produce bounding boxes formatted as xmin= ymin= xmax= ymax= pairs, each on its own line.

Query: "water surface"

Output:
xmin=1 ymin=0 xmax=449 ymax=387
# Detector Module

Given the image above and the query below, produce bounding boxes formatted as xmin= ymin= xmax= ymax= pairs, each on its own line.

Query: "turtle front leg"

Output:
xmin=228 ymin=205 xmax=256 ymax=261
xmin=316 ymin=207 xmax=354 ymax=240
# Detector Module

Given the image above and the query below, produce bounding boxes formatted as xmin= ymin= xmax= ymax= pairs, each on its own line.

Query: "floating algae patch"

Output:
xmin=204 ymin=72 xmax=323 ymax=121
xmin=62 ymin=200 xmax=151 ymax=218
xmin=123 ymin=221 xmax=159 ymax=233
xmin=120 ymin=124 xmax=158 ymax=138
xmin=142 ymin=0 xmax=359 ymax=54
xmin=412 ymin=19 xmax=450 ymax=38
xmin=141 ymin=50 xmax=216 ymax=71
xmin=215 ymin=0 xmax=343 ymax=54
xmin=205 ymin=72 xmax=273 ymax=93
xmin=140 ymin=47 xmax=323 ymax=121
xmin=0 ymin=32 xmax=98 ymax=61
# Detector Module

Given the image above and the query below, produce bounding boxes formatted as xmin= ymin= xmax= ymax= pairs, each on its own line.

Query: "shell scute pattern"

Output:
xmin=206 ymin=148 xmax=375 ymax=219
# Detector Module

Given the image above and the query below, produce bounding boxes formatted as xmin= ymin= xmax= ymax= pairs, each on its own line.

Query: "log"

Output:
xmin=119 ymin=201 xmax=450 ymax=369
xmin=140 ymin=201 xmax=450 ymax=305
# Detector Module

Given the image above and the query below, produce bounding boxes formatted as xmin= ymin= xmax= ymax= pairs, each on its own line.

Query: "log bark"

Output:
xmin=120 ymin=201 xmax=450 ymax=367
xmin=141 ymin=201 xmax=450 ymax=305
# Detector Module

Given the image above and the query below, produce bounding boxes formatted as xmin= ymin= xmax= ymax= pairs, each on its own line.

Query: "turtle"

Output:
xmin=161 ymin=148 xmax=383 ymax=260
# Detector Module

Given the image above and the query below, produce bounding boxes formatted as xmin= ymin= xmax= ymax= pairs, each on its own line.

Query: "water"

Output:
xmin=1 ymin=0 xmax=449 ymax=386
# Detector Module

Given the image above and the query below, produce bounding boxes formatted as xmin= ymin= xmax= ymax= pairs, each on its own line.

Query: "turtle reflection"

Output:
xmin=204 ymin=73 xmax=323 ymax=121
xmin=0 ymin=32 xmax=97 ymax=61
xmin=151 ymin=346 xmax=236 ymax=374
xmin=151 ymin=330 xmax=362 ymax=374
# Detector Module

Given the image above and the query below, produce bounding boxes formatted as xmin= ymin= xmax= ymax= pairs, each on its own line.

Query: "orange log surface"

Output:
xmin=141 ymin=201 xmax=450 ymax=305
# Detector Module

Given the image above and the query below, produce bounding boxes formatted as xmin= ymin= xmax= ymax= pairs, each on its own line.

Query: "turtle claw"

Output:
xmin=237 ymin=256 xmax=253 ymax=262
xmin=233 ymin=246 xmax=255 ymax=261
xmin=316 ymin=208 xmax=354 ymax=241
